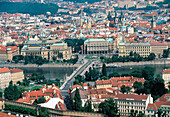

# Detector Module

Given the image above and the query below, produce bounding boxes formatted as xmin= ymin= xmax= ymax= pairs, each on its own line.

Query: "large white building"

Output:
xmin=114 ymin=93 xmax=153 ymax=116
xmin=161 ymin=69 xmax=170 ymax=84
xmin=0 ymin=67 xmax=11 ymax=89
xmin=0 ymin=67 xmax=24 ymax=89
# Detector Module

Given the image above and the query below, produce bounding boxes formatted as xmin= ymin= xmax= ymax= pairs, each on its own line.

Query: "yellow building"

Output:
xmin=10 ymin=68 xmax=24 ymax=84
xmin=118 ymin=41 xmax=151 ymax=57
xmin=0 ymin=46 xmax=18 ymax=61
xmin=0 ymin=68 xmax=11 ymax=89
xmin=150 ymin=40 xmax=168 ymax=58
xmin=21 ymin=41 xmax=72 ymax=60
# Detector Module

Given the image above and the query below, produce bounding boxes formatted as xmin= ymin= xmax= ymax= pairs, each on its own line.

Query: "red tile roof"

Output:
xmin=10 ymin=68 xmax=23 ymax=73
xmin=161 ymin=69 xmax=170 ymax=73
xmin=147 ymin=101 xmax=170 ymax=110
xmin=0 ymin=112 xmax=17 ymax=117
xmin=0 ymin=67 xmax=10 ymax=74
xmin=115 ymin=93 xmax=149 ymax=101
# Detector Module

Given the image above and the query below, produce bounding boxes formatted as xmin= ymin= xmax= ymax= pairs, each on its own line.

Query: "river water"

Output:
xmin=9 ymin=64 xmax=170 ymax=80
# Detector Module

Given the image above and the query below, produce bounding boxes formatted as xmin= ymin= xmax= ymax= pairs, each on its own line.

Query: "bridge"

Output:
xmin=60 ymin=60 xmax=98 ymax=97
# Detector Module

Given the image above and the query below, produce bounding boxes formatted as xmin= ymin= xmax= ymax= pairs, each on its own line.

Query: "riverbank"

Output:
xmin=100 ymin=60 xmax=170 ymax=67
xmin=0 ymin=63 xmax=81 ymax=68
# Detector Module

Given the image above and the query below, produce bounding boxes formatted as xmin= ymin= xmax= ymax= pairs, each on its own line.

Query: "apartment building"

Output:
xmin=118 ymin=41 xmax=151 ymax=57
xmin=0 ymin=68 xmax=11 ymax=89
xmin=118 ymin=39 xmax=168 ymax=57
xmin=161 ymin=69 xmax=170 ymax=84
xmin=0 ymin=67 xmax=24 ymax=89
xmin=114 ymin=93 xmax=153 ymax=116
xmin=146 ymin=94 xmax=170 ymax=117
xmin=10 ymin=68 xmax=24 ymax=84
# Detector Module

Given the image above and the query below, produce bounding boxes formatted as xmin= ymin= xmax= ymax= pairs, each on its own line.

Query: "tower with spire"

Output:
xmin=151 ymin=15 xmax=156 ymax=29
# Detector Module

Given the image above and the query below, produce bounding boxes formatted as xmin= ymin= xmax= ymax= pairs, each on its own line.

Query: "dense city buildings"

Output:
xmin=0 ymin=67 xmax=24 ymax=89
xmin=0 ymin=0 xmax=169 ymax=116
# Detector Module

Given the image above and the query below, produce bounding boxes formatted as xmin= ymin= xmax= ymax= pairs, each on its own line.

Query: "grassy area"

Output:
xmin=85 ymin=55 xmax=104 ymax=59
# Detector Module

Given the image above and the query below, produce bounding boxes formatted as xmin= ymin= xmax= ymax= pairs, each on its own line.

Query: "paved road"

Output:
xmin=61 ymin=60 xmax=93 ymax=98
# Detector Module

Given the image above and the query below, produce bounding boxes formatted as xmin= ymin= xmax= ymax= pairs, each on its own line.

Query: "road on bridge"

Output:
xmin=61 ymin=60 xmax=93 ymax=97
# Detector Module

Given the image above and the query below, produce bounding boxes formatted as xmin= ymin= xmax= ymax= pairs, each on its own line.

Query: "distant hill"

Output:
xmin=0 ymin=2 xmax=59 ymax=15
xmin=63 ymin=0 xmax=102 ymax=4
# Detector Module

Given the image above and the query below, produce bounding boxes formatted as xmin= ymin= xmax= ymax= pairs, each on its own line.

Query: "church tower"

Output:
xmin=151 ymin=16 xmax=156 ymax=29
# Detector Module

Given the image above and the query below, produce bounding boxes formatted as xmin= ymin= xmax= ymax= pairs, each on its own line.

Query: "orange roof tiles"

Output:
xmin=115 ymin=93 xmax=149 ymax=101
xmin=0 ymin=112 xmax=17 ymax=117
xmin=147 ymin=101 xmax=170 ymax=110
xmin=10 ymin=68 xmax=23 ymax=73
xmin=0 ymin=67 xmax=10 ymax=74
xmin=161 ymin=69 xmax=170 ymax=73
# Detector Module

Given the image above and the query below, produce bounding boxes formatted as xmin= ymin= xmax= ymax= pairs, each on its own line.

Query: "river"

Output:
xmin=4 ymin=64 xmax=170 ymax=80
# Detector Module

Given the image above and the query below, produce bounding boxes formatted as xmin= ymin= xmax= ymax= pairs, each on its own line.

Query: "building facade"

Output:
xmin=114 ymin=93 xmax=153 ymax=116
xmin=83 ymin=38 xmax=114 ymax=54
xmin=21 ymin=41 xmax=72 ymax=60
xmin=10 ymin=68 xmax=24 ymax=84
xmin=161 ymin=69 xmax=170 ymax=84
xmin=0 ymin=46 xmax=18 ymax=61
xmin=0 ymin=67 xmax=11 ymax=89
xmin=0 ymin=67 xmax=24 ymax=89
xmin=118 ymin=41 xmax=151 ymax=57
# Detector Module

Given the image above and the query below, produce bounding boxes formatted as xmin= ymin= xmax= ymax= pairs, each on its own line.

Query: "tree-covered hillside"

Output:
xmin=63 ymin=0 xmax=102 ymax=4
xmin=0 ymin=2 xmax=59 ymax=15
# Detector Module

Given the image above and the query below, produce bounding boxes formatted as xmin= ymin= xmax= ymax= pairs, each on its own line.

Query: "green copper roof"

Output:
xmin=84 ymin=38 xmax=106 ymax=43
xmin=51 ymin=42 xmax=67 ymax=46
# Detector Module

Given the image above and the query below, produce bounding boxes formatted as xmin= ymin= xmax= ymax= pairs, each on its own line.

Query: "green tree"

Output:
xmin=84 ymin=100 xmax=94 ymax=112
xmin=33 ymin=96 xmax=46 ymax=105
xmin=142 ymin=66 xmax=155 ymax=80
xmin=74 ymin=75 xmax=84 ymax=85
xmin=133 ymin=81 xmax=144 ymax=91
xmin=120 ymin=85 xmax=126 ymax=94
xmin=71 ymin=88 xmax=82 ymax=111
xmin=22 ymin=77 xmax=30 ymax=86
xmin=162 ymin=49 xmax=169 ymax=58
xmin=102 ymin=63 xmax=107 ymax=77
xmin=52 ymin=56 xmax=57 ymax=62
xmin=58 ymin=53 xmax=63 ymax=59
xmin=148 ymin=53 xmax=156 ymax=60
xmin=108 ymin=72 xmax=120 ymax=78
xmin=4 ymin=81 xmax=21 ymax=100
xmin=129 ymin=109 xmax=138 ymax=117
xmin=120 ymin=85 xmax=131 ymax=94
xmin=129 ymin=51 xmax=134 ymax=56
xmin=38 ymin=107 xmax=50 ymax=117
xmin=98 ymin=98 xmax=119 ymax=117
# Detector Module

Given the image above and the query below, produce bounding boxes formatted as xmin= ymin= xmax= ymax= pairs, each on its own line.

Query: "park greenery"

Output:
xmin=98 ymin=98 xmax=119 ymax=117
xmin=65 ymin=39 xmax=84 ymax=53
xmin=63 ymin=0 xmax=102 ymax=3
xmin=129 ymin=109 xmax=145 ymax=117
xmin=5 ymin=104 xmax=37 ymax=116
xmin=104 ymin=51 xmax=156 ymax=63
xmin=71 ymin=88 xmax=94 ymax=112
xmin=4 ymin=81 xmax=21 ymax=100
xmin=13 ymin=54 xmax=78 ymax=65
xmin=33 ymin=96 xmax=46 ymax=105
xmin=0 ymin=2 xmax=59 ymax=15
xmin=120 ymin=85 xmax=131 ymax=94
xmin=5 ymin=104 xmax=50 ymax=117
